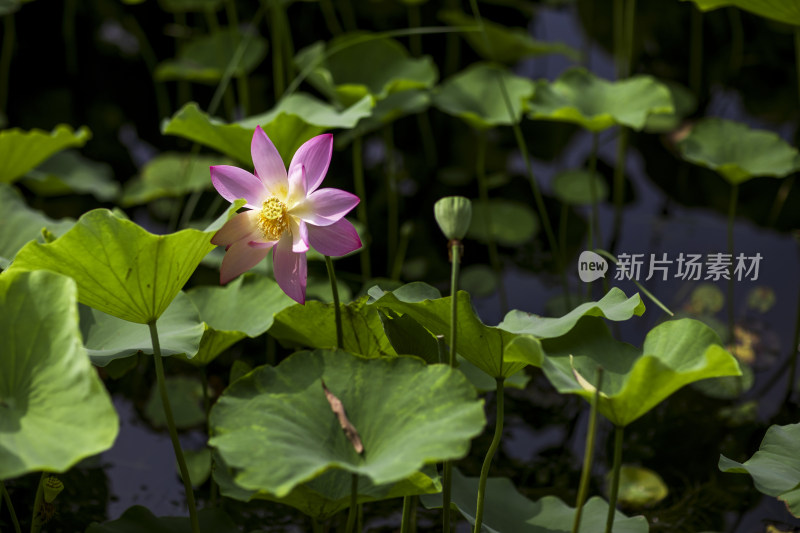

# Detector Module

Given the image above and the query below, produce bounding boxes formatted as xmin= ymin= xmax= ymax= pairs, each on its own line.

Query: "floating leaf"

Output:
xmin=440 ymin=9 xmax=580 ymax=64
xmin=531 ymin=316 xmax=741 ymax=427
xmin=162 ymin=95 xmax=373 ymax=164
xmin=460 ymin=264 xmax=498 ymax=297
xmin=85 ymin=505 xmax=238 ymax=533
xmin=0 ymin=183 xmax=74 ymax=268
xmin=468 ymin=199 xmax=539 ymax=246
xmin=270 ymin=297 xmax=396 ymax=357
xmin=552 ymin=169 xmax=609 ymax=206
xmin=614 ymin=466 xmax=669 ymax=508
xmin=155 ymin=29 xmax=268 ymax=83
xmin=433 ymin=62 xmax=536 ymax=129
xmin=421 ymin=468 xmax=649 ymax=533
xmin=209 ymin=349 xmax=486 ymax=497
xmin=121 ymin=153 xmax=226 ymax=206
xmin=527 ymin=68 xmax=673 ymax=132
xmin=80 ymin=291 xmax=205 ymax=366
xmin=0 ymin=124 xmax=91 ymax=184
xmin=182 ymin=448 xmax=212 ymax=488
xmin=8 ymin=209 xmax=216 ymax=324
xmin=144 ymin=375 xmax=206 ymax=429
xmin=0 ymin=270 xmax=118 ymax=479
xmin=677 ymin=118 xmax=800 ymax=184
xmin=719 ymin=423 xmax=800 ymax=517
xmin=22 ymin=150 xmax=118 ymax=201
xmin=680 ymin=0 xmax=800 ymax=26
xmin=295 ymin=35 xmax=438 ymax=107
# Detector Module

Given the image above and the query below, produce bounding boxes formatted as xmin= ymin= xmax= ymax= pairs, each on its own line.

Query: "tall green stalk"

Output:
xmin=270 ymin=0 xmax=285 ymax=100
xmin=345 ymin=474 xmax=358 ymax=533
xmin=0 ymin=14 xmax=15 ymax=117
xmin=727 ymin=184 xmax=738 ymax=338
xmin=588 ymin=133 xmax=600 ymax=252
xmin=611 ymin=127 xmax=628 ymax=251
xmin=352 ymin=137 xmax=371 ymax=281
xmin=689 ymin=5 xmax=703 ymax=96
xmin=473 ymin=378 xmax=505 ymax=533
xmin=572 ymin=369 xmax=604 ymax=533
xmin=401 ymin=494 xmax=415 ymax=533
xmin=29 ymin=473 xmax=46 ymax=533
xmin=384 ymin=125 xmax=399 ymax=276
xmin=1 ymin=480 xmax=21 ymax=533
xmin=326 ymin=256 xmax=344 ymax=350
xmin=604 ymin=425 xmax=625 ymax=533
xmin=149 ymin=321 xmax=200 ymax=533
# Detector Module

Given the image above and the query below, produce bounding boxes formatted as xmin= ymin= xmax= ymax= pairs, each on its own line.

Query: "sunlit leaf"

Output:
xmin=440 ymin=9 xmax=580 ymax=64
xmin=719 ymin=422 xmax=800 ymax=517
xmin=0 ymin=124 xmax=91 ymax=184
xmin=85 ymin=505 xmax=238 ymax=533
xmin=295 ymin=34 xmax=438 ymax=107
xmin=679 ymin=0 xmax=800 ymax=26
xmin=468 ymin=198 xmax=539 ymax=246
xmin=676 ymin=118 xmax=800 ymax=184
xmin=614 ymin=466 xmax=669 ymax=508
xmin=209 ymin=349 xmax=486 ymax=497
xmin=433 ymin=62 xmax=535 ymax=129
xmin=421 ymin=468 xmax=649 ymax=533
xmin=527 ymin=68 xmax=673 ymax=132
xmin=22 ymin=150 xmax=119 ymax=201
xmin=144 ymin=375 xmax=206 ymax=429
xmin=0 ymin=270 xmax=118 ymax=479
xmin=8 ymin=209 xmax=216 ymax=324
xmin=552 ymin=169 xmax=609 ymax=206
xmin=121 ymin=153 xmax=226 ymax=206
xmin=155 ymin=29 xmax=268 ymax=83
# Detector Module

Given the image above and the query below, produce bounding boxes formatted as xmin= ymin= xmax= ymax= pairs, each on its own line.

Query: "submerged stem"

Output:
xmin=1 ymin=480 xmax=21 ymax=533
xmin=604 ymin=425 xmax=625 ymax=533
xmin=345 ymin=474 xmax=358 ymax=533
xmin=473 ymin=378 xmax=505 ymax=533
xmin=325 ymin=256 xmax=344 ymax=350
xmin=149 ymin=321 xmax=200 ymax=533
xmin=572 ymin=369 xmax=604 ymax=533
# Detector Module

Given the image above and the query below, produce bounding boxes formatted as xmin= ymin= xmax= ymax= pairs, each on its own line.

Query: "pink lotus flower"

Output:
xmin=210 ymin=126 xmax=361 ymax=304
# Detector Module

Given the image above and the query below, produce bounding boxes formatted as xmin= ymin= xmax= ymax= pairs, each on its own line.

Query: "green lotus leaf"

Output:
xmin=0 ymin=124 xmax=91 ymax=184
xmin=181 ymin=275 xmax=295 ymax=366
xmin=80 ymin=291 xmax=205 ymax=366
xmin=460 ymin=264 xmax=498 ymax=297
xmin=0 ymin=183 xmax=74 ymax=268
xmin=339 ymin=89 xmax=431 ymax=143
xmin=208 ymin=349 xmax=486 ymax=497
xmin=531 ymin=316 xmax=741 ymax=427
xmin=182 ymin=448 xmax=212 ymax=488
xmin=144 ymin=375 xmax=206 ymax=429
xmin=498 ymin=287 xmax=645 ymax=338
xmin=85 ymin=505 xmax=238 ymax=533
xmin=468 ymin=198 xmax=540 ymax=246
xmin=439 ymin=9 xmax=580 ymax=64
xmin=213 ymin=451 xmax=440 ymax=520
xmin=643 ymin=81 xmax=697 ymax=133
xmin=676 ymin=118 xmax=800 ymax=184
xmin=527 ymin=68 xmax=674 ymax=132
xmin=614 ymin=465 xmax=669 ymax=508
xmin=294 ymin=34 xmax=438 ymax=107
xmin=552 ymin=169 xmax=609 ymax=206
xmin=679 ymin=0 xmax=800 ymax=26
xmin=0 ymin=270 xmax=118 ymax=479
xmin=7 ymin=209 xmax=216 ymax=324
xmin=162 ymin=94 xmax=373 ymax=164
xmin=421 ymin=468 xmax=649 ymax=533
xmin=367 ymin=281 xmax=443 ymax=303
xmin=155 ymin=29 xmax=268 ymax=83
xmin=269 ymin=296 xmax=397 ymax=357
xmin=121 ymin=153 xmax=227 ymax=207
xmin=22 ymin=150 xmax=119 ymax=201
xmin=433 ymin=62 xmax=536 ymax=129
xmin=719 ymin=422 xmax=800 ymax=517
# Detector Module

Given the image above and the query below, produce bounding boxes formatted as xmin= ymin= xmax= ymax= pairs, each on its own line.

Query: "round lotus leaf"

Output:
xmin=552 ymin=169 xmax=609 ymax=205
xmin=209 ymin=349 xmax=486 ymax=497
xmin=460 ymin=264 xmax=498 ymax=297
xmin=680 ymin=0 xmax=800 ymax=26
xmin=0 ymin=124 xmax=91 ymax=184
xmin=677 ymin=118 xmax=800 ymax=184
xmin=0 ymin=270 xmax=118 ymax=479
xmin=692 ymin=363 xmax=754 ymax=399
xmin=468 ymin=199 xmax=539 ymax=247
xmin=527 ymin=68 xmax=673 ymax=132
xmin=612 ymin=465 xmax=669 ymax=508
xmin=121 ymin=153 xmax=226 ymax=207
xmin=23 ymin=150 xmax=119 ymax=201
xmin=643 ymin=81 xmax=697 ymax=134
xmin=145 ymin=375 xmax=206 ymax=430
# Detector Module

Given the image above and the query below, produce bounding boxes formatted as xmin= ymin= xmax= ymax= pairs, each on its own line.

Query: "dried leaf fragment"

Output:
xmin=322 ymin=380 xmax=364 ymax=454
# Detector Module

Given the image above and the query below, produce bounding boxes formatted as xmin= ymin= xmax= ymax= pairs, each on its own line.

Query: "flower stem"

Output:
xmin=1 ymin=480 xmax=21 ymax=533
xmin=352 ymin=136 xmax=371 ymax=281
xmin=29 ymin=472 xmax=46 ymax=533
xmin=149 ymin=320 xmax=200 ymax=533
xmin=604 ymin=425 xmax=625 ymax=533
xmin=345 ymin=474 xmax=358 ymax=533
xmin=319 ymin=0 xmax=343 ymax=36
xmin=401 ymin=494 xmax=416 ymax=533
xmin=326 ymin=256 xmax=344 ymax=350
xmin=572 ymin=368 xmax=604 ymax=533
xmin=473 ymin=378 xmax=505 ymax=533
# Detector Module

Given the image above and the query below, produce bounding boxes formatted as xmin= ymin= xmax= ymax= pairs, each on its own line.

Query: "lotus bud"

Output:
xmin=43 ymin=476 xmax=64 ymax=503
xmin=434 ymin=196 xmax=472 ymax=241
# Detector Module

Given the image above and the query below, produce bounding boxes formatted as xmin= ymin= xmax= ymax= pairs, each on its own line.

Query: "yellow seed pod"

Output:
xmin=43 ymin=476 xmax=64 ymax=503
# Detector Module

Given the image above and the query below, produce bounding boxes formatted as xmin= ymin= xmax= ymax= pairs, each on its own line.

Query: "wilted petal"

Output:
xmin=289 ymin=217 xmax=309 ymax=253
xmin=211 ymin=210 xmax=260 ymax=247
xmin=273 ymin=233 xmax=307 ymax=304
xmin=308 ymin=218 xmax=362 ymax=257
xmin=220 ymin=238 xmax=273 ymax=284
xmin=252 ymin=126 xmax=289 ymax=198
xmin=292 ymin=188 xmax=360 ymax=226
xmin=211 ymin=166 xmax=266 ymax=208
xmin=289 ymin=133 xmax=333 ymax=194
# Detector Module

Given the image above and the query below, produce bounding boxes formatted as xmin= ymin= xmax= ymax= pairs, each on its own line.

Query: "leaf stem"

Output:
xmin=473 ymin=378 xmax=505 ymax=533
xmin=401 ymin=494 xmax=415 ymax=533
xmin=572 ymin=368 xmax=604 ymax=533
xmin=604 ymin=425 xmax=625 ymax=533
xmin=610 ymin=127 xmax=628 ymax=253
xmin=29 ymin=472 xmax=45 ymax=533
xmin=1 ymin=480 xmax=21 ymax=533
xmin=345 ymin=474 xmax=358 ymax=533
xmin=149 ymin=320 xmax=200 ymax=533
xmin=727 ymin=183 xmax=738 ymax=338
xmin=325 ymin=256 xmax=344 ymax=350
